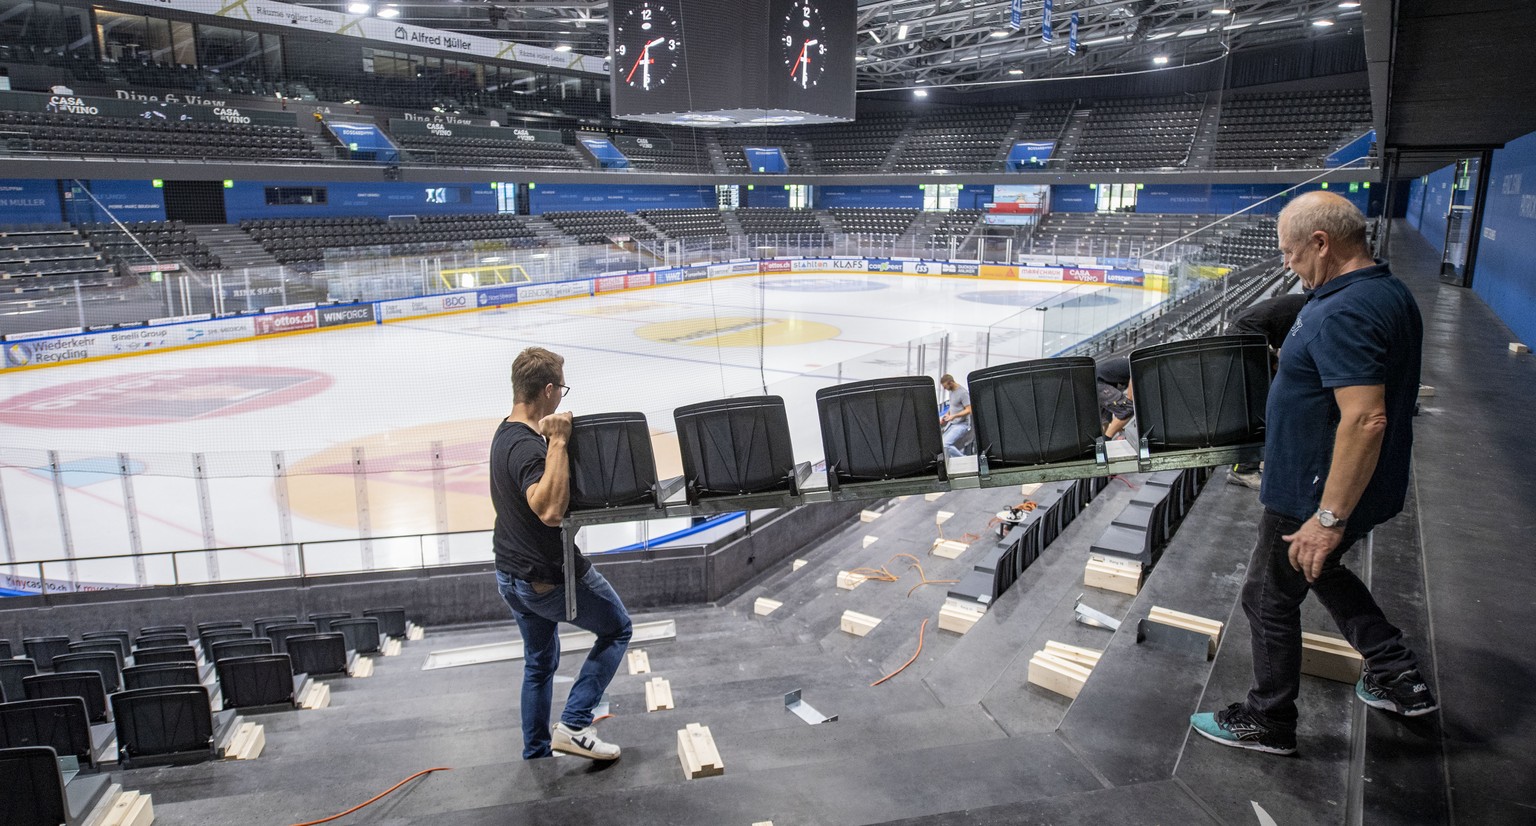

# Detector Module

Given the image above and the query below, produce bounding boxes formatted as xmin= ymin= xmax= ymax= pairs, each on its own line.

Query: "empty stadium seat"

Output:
xmin=23 ymin=672 xmax=107 ymax=724
xmin=285 ymin=634 xmax=348 ymax=676
xmin=0 ymin=697 xmax=97 ymax=771
xmin=122 ymin=663 xmax=202 ymax=692
xmin=21 ymin=637 xmax=69 ymax=671
xmin=111 ymin=686 xmax=216 ymax=768
xmin=363 ymin=608 xmax=408 ymax=639
xmin=215 ymin=655 xmax=297 ymax=710
xmin=329 ymin=619 xmax=382 ymax=656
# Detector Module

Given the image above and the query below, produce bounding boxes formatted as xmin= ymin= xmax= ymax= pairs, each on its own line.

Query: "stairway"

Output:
xmin=1184 ymin=91 xmax=1223 ymax=169
xmin=991 ymin=110 xmax=1034 ymax=170
xmin=897 ymin=211 xmax=944 ymax=251
xmin=810 ymin=208 xmax=844 ymax=242
xmin=519 ymin=215 xmax=579 ymax=247
xmin=878 ymin=115 xmax=920 ymax=173
xmin=1052 ymin=106 xmax=1092 ymax=169
xmin=703 ymin=130 xmax=730 ymax=174
xmin=185 ymin=224 xmax=281 ymax=272
xmin=719 ymin=209 xmax=745 ymax=241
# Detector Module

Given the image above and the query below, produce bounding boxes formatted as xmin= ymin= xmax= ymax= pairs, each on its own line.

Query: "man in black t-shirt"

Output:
xmin=491 ymin=346 xmax=632 ymax=761
xmin=1095 ymin=356 xmax=1135 ymax=439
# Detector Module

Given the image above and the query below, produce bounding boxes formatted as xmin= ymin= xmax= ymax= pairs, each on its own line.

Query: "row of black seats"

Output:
xmin=1089 ymin=467 xmax=1211 ymax=568
xmin=950 ymin=476 xmax=1114 ymax=608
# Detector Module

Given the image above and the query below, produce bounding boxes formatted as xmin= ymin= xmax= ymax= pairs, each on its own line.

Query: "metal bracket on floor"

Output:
xmin=784 ymin=689 xmax=838 ymax=725
xmin=1073 ymin=594 xmax=1122 ymax=631
xmin=1135 ymin=617 xmax=1212 ymax=659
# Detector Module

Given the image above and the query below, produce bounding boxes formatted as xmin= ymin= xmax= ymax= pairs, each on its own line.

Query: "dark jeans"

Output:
xmin=1241 ymin=509 xmax=1419 ymax=732
xmin=496 ymin=567 xmax=632 ymax=759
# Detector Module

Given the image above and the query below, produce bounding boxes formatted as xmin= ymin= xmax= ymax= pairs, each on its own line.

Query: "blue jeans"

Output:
xmin=943 ymin=419 xmax=972 ymax=458
xmin=496 ymin=567 xmax=632 ymax=759
xmin=1241 ymin=509 xmax=1418 ymax=733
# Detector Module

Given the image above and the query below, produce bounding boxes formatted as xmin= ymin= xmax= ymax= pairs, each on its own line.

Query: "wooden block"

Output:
xmin=931 ymin=538 xmax=969 ymax=558
xmin=1042 ymin=640 xmax=1104 ymax=668
xmin=935 ymin=510 xmax=954 ymax=525
xmin=836 ymin=570 xmax=867 ymax=590
xmin=862 ymin=535 xmax=879 ymax=548
xmin=1147 ymin=606 xmax=1223 ymax=657
xmin=628 ymin=649 xmax=651 ymax=675
xmin=1019 ymin=483 xmax=1042 ymax=495
xmin=1028 ymin=651 xmax=1092 ymax=700
xmin=753 ymin=597 xmax=783 ymax=616
xmin=938 ymin=603 xmax=985 ymax=635
xmin=753 ymin=822 xmax=774 ymax=826
xmin=645 ymin=676 xmax=674 ymax=711
xmin=300 ymin=682 xmax=331 ymax=710
xmin=1417 ymin=384 xmax=1436 ymax=398
xmin=792 ymin=559 xmax=807 ymax=571
xmin=1301 ymin=631 xmax=1365 ymax=684
xmin=381 ymin=637 xmax=403 ymax=657
xmin=924 ymin=492 xmax=945 ymax=502
xmin=99 ymin=790 xmax=154 ymax=826
xmin=1085 ymin=558 xmax=1142 ymax=596
xmin=226 ymin=721 xmax=266 ymax=760
xmin=406 ymin=622 xmax=425 ymax=641
xmin=860 ymin=509 xmax=881 ymax=522
xmin=839 ymin=610 xmax=881 ymax=637
xmin=677 ymin=723 xmax=724 ymax=779
xmin=1510 ymin=342 xmax=1530 ymax=354
xmin=348 ymin=657 xmax=374 ymax=678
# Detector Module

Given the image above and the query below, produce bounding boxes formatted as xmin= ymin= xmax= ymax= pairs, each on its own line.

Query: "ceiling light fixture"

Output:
xmin=1338 ymin=2 xmax=1361 ymax=7
xmin=1211 ymin=7 xmax=1232 ymax=15
xmin=897 ymin=23 xmax=910 ymax=40
xmin=378 ymin=6 xmax=400 ymax=19
xmin=347 ymin=2 xmax=370 ymax=13
xmin=1153 ymin=55 xmax=1169 ymax=65
xmin=990 ymin=30 xmax=1009 ymax=38
xmin=1008 ymin=68 xmax=1024 ymax=75
xmin=554 ymin=44 xmax=572 ymax=52
xmin=913 ymin=89 xmax=928 ymax=98
xmin=1313 ymin=19 xmax=1335 ymax=26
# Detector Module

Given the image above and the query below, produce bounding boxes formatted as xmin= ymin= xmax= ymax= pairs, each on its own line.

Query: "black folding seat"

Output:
xmin=111 ymin=686 xmax=215 ymax=768
xmin=329 ymin=618 xmax=382 ymax=655
xmin=133 ymin=645 xmax=197 ymax=666
xmin=362 ymin=608 xmax=408 ymax=639
xmin=0 ymin=745 xmax=74 ymax=825
xmin=22 ymin=637 xmax=70 ymax=671
xmin=122 ymin=662 xmax=201 ymax=692
xmin=135 ymin=633 xmax=188 ymax=651
xmin=567 ymin=412 xmax=660 ymax=510
xmin=67 ymin=639 xmax=126 ymax=664
xmin=0 ymin=640 xmax=8 ymax=660
xmin=23 ymin=672 xmax=107 ymax=724
xmin=140 ymin=625 xmax=187 ymax=637
xmin=286 ymin=634 xmax=348 ymax=676
xmin=265 ymin=623 xmax=318 ymax=655
xmin=215 ymin=655 xmax=296 ymax=710
xmin=253 ymin=616 xmax=299 ymax=638
xmin=48 ymin=652 xmax=120 ymax=694
xmin=0 ymin=697 xmax=96 ymax=770
xmin=1129 ymin=334 xmax=1271 ymax=451
xmin=816 ymin=377 xmax=946 ymax=489
xmin=306 ymin=612 xmax=351 ymax=633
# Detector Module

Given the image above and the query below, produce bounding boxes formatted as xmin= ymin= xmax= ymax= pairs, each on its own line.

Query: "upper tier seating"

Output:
xmin=541 ymin=211 xmax=661 ymax=245
xmin=639 ymin=209 xmax=732 ymax=241
xmin=0 ymin=111 xmax=320 ymax=162
xmin=607 ymin=125 xmax=714 ymax=173
xmin=829 ymin=208 xmax=919 ymax=238
xmin=78 ymin=221 xmax=221 ymax=271
xmin=1212 ymin=89 xmax=1373 ymax=169
xmin=0 ymin=224 xmax=116 ymax=292
xmin=240 ymin=214 xmax=539 ymax=268
xmin=800 ymin=112 xmax=911 ymax=173
xmin=735 ymin=208 xmax=825 ymax=241
xmin=395 ymin=131 xmax=587 ymax=170
xmin=1070 ymin=96 xmax=1204 ymax=170
xmin=715 ymin=128 xmax=818 ymax=174
xmin=889 ymin=107 xmax=1016 ymax=173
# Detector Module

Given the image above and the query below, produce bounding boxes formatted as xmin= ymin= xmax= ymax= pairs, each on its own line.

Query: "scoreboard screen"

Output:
xmin=610 ymin=0 xmax=855 ymax=126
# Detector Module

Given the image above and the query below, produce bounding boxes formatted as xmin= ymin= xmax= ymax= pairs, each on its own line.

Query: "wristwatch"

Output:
xmin=1316 ymin=509 xmax=1347 ymax=529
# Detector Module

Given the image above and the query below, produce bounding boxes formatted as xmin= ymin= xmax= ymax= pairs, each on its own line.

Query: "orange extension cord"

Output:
xmin=869 ymin=618 xmax=928 ymax=687
xmin=289 ymin=767 xmax=452 ymax=826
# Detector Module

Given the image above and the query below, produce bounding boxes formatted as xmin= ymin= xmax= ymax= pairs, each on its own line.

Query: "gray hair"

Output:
xmin=1278 ymin=191 xmax=1368 ymax=252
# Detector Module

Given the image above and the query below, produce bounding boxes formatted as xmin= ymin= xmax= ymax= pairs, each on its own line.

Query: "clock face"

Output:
xmin=781 ymin=1 xmax=827 ymax=90
xmin=615 ymin=2 xmax=680 ymax=91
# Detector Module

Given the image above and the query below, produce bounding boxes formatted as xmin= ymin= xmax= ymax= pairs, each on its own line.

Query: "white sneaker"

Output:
xmin=552 ymin=722 xmax=621 ymax=760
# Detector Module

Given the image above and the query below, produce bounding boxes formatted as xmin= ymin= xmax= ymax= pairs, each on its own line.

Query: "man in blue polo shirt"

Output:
xmin=1191 ymin=192 xmax=1437 ymax=756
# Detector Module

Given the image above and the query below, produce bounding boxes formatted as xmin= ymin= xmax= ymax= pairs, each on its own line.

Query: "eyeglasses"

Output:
xmin=557 ymin=384 xmax=571 ymax=398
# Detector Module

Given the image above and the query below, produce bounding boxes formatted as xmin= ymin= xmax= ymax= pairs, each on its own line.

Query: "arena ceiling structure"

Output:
xmin=295 ymin=0 xmax=1364 ymax=89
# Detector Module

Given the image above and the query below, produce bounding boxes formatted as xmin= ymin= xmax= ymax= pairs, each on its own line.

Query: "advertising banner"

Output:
xmin=758 ymin=261 xmax=792 ymax=273
xmin=517 ymin=281 xmax=591 ymax=302
xmin=941 ymin=263 xmax=980 ymax=275
xmin=254 ymin=308 xmax=319 ymax=336
xmin=864 ymin=259 xmax=904 ymax=274
xmin=709 ymin=264 xmax=733 ymax=278
xmin=682 ymin=267 xmax=709 ymax=282
xmin=4 ymin=317 xmax=261 ymax=368
xmin=1017 ymin=266 xmax=1067 ymax=281
xmin=981 ymin=265 xmax=1019 ymax=280
xmin=627 ymin=273 xmax=655 ymax=288
xmin=1063 ymin=268 xmax=1107 ymax=284
xmin=381 ymin=292 xmax=476 ymax=320
xmin=475 ymin=285 xmax=520 ymax=308
xmin=791 ymin=259 xmax=831 ymax=271
xmin=1106 ymin=270 xmax=1145 ymax=286
xmin=317 ymin=303 xmax=377 ymax=327
xmin=729 ymin=262 xmax=760 ymax=275
xmin=656 ymin=268 xmax=687 ymax=284
xmin=595 ymin=276 xmax=628 ymax=293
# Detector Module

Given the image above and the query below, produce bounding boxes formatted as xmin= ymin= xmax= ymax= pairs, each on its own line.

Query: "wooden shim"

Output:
xmin=1028 ymin=652 xmax=1092 ymax=700
xmin=381 ymin=637 xmax=403 ymax=657
xmin=1417 ymin=384 xmax=1436 ymax=398
xmin=862 ymin=535 xmax=880 ymax=548
xmin=840 ymin=610 xmax=881 ymax=637
xmin=301 ymin=682 xmax=331 ymax=710
xmin=1043 ymin=640 xmax=1104 ymax=668
xmin=406 ymin=622 xmax=425 ymax=641
xmin=627 ymin=649 xmax=651 ymax=675
xmin=753 ymin=822 xmax=775 ymax=826
xmin=1301 ymin=631 xmax=1365 ymax=684
xmin=645 ymin=676 xmax=674 ymax=711
xmin=860 ymin=509 xmax=881 ymax=522
xmin=792 ymin=559 xmax=807 ymax=571
xmin=677 ymin=723 xmax=724 ymax=779
xmin=1510 ymin=342 xmax=1530 ymax=354
xmin=938 ymin=603 xmax=985 ymax=635
xmin=924 ymin=492 xmax=945 ymax=502
xmin=931 ymin=538 xmax=969 ymax=558
xmin=935 ymin=510 xmax=955 ymax=525
xmin=99 ymin=791 xmax=154 ymax=826
xmin=753 ymin=597 xmax=783 ymax=616
xmin=226 ymin=722 xmax=266 ymax=760
xmin=1085 ymin=558 xmax=1142 ymax=596
xmin=348 ymin=657 xmax=374 ymax=678
xmin=1089 ymin=553 xmax=1143 ymax=572
xmin=836 ymin=570 xmax=867 ymax=590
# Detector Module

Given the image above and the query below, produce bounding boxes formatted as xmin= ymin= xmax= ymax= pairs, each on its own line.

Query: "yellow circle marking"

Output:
xmin=636 ymin=316 xmax=839 ymax=347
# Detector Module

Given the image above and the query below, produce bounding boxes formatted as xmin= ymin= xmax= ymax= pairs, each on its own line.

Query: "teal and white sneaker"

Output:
xmin=1190 ymin=703 xmax=1297 ymax=755
xmin=1357 ymin=668 xmax=1439 ymax=717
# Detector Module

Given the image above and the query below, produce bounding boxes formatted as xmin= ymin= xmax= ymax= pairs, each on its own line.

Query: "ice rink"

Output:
xmin=0 ymin=272 xmax=1163 ymax=588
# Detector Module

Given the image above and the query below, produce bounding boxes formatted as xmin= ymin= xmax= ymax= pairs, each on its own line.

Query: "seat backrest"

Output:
xmin=563 ymin=411 xmax=662 ymax=512
xmin=198 ymin=628 xmax=254 ymax=655
xmin=140 ymin=625 xmax=187 ymax=637
xmin=110 ymin=686 xmax=214 ymax=765
xmin=1129 ymin=334 xmax=1271 ymax=450
xmin=0 ymin=640 xmax=9 ymax=660
xmin=362 ymin=608 xmax=407 ymax=638
xmin=968 ymin=357 xmax=1102 ymax=467
xmin=0 ymin=745 xmax=68 ymax=826
xmin=265 ymin=623 xmax=319 ymax=655
xmin=80 ymin=630 xmax=132 ymax=659
xmin=195 ymin=621 xmax=245 ymax=637
xmin=674 ymin=396 xmax=797 ymax=498
xmin=69 ymin=639 xmax=127 ymax=663
xmin=816 ymin=376 xmax=944 ymax=484
xmin=22 ymin=671 xmax=107 ymax=723
xmin=285 ymin=634 xmax=348 ymax=676
xmin=0 ymin=697 xmax=94 ymax=769
xmin=215 ymin=655 xmax=295 ymax=709
xmin=135 ymin=633 xmax=190 ymax=650
xmin=211 ymin=638 xmax=273 ymax=663
xmin=122 ymin=662 xmax=201 ymax=691
xmin=0 ymin=660 xmax=38 ymax=704
xmin=136 ymin=641 xmax=199 ymax=664
xmin=306 ymin=613 xmax=351 ymax=633
xmin=49 ymin=652 xmax=121 ymax=693
xmin=329 ymin=618 xmax=381 ymax=654
xmin=253 ymin=616 xmax=299 ymax=638
xmin=21 ymin=637 xmax=70 ymax=670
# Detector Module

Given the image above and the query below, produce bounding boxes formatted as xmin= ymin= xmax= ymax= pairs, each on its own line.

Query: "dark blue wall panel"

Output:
xmin=744 ymin=185 xmax=790 ymax=208
xmin=1134 ymin=182 xmax=1373 ymax=216
xmin=223 ymin=181 xmax=498 ymax=221
xmin=0 ymin=179 xmax=62 ymax=224
xmin=528 ymin=183 xmax=715 ymax=213
xmin=63 ymin=180 xmax=166 ymax=223
xmin=816 ymin=185 xmax=925 ymax=209
xmin=1409 ymin=165 xmax=1457 ymax=258
xmin=1471 ymin=130 xmax=1536 ymax=347
xmin=1050 ymin=185 xmax=1098 ymax=213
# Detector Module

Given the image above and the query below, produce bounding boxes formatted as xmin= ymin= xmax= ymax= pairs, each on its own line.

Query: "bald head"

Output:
xmin=1276 ymin=191 xmax=1373 ymax=288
